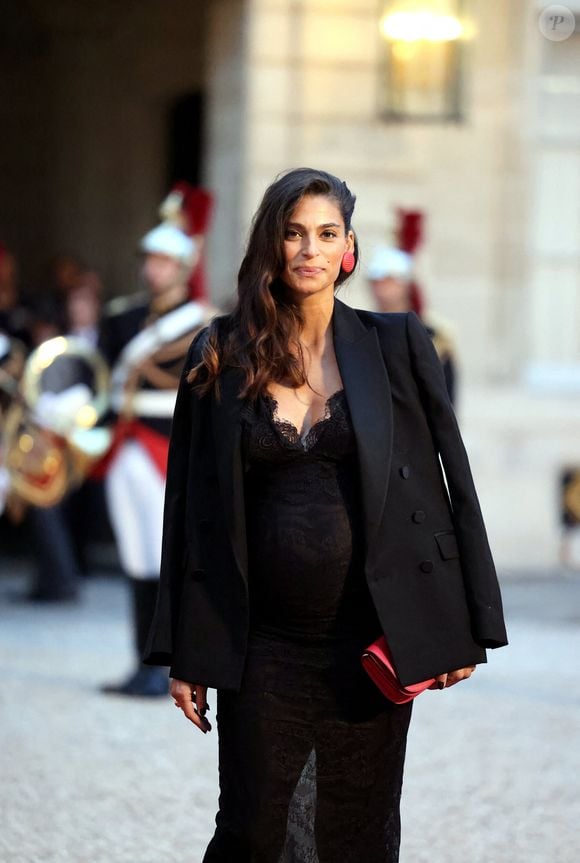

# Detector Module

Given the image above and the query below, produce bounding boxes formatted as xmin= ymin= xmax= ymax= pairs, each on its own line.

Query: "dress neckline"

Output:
xmin=262 ymin=388 xmax=345 ymax=449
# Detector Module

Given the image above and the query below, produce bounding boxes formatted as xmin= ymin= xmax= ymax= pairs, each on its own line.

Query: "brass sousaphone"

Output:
xmin=0 ymin=336 xmax=112 ymax=508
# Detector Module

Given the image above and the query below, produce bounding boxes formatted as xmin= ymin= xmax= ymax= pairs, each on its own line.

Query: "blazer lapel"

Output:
xmin=210 ymin=367 xmax=248 ymax=584
xmin=333 ymin=299 xmax=393 ymax=555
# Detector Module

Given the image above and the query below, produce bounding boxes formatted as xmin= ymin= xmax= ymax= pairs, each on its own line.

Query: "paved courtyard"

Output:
xmin=1 ymin=566 xmax=579 ymax=863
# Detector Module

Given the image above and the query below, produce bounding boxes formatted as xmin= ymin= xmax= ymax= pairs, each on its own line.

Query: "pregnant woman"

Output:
xmin=145 ymin=167 xmax=508 ymax=862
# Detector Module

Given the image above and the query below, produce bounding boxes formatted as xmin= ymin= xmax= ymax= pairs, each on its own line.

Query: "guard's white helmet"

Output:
xmin=367 ymin=246 xmax=413 ymax=281
xmin=139 ymin=223 xmax=197 ymax=265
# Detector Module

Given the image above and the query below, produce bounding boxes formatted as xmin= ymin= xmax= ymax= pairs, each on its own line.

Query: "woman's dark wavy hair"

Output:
xmin=188 ymin=167 xmax=358 ymax=400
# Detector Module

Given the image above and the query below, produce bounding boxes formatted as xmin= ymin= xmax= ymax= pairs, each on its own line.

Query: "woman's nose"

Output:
xmin=302 ymin=234 xmax=319 ymax=257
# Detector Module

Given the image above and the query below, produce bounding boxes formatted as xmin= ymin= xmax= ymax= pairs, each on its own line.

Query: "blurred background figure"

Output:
xmin=0 ymin=333 xmax=27 ymax=520
xmin=28 ymin=255 xmax=86 ymax=347
xmin=0 ymin=244 xmax=29 ymax=424
xmin=1 ymin=256 xmax=110 ymax=602
xmin=0 ymin=244 xmax=32 ymax=348
xmin=54 ymin=267 xmax=110 ymax=584
xmin=98 ymin=206 xmax=215 ymax=697
xmin=25 ymin=492 xmax=85 ymax=602
xmin=559 ymin=467 xmax=580 ymax=570
xmin=367 ymin=209 xmax=457 ymax=405
xmin=0 ymin=245 xmax=34 ymax=564
xmin=65 ymin=270 xmax=103 ymax=347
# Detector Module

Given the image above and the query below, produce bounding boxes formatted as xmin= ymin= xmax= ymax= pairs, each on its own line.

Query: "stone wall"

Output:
xmin=1 ymin=0 xmax=209 ymax=295
xmin=241 ymin=0 xmax=530 ymax=384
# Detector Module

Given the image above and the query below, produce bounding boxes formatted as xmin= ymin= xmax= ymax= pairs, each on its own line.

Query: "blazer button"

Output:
xmin=412 ymin=510 xmax=426 ymax=524
xmin=420 ymin=560 xmax=434 ymax=573
xmin=400 ymin=465 xmax=410 ymax=479
xmin=192 ymin=568 xmax=206 ymax=581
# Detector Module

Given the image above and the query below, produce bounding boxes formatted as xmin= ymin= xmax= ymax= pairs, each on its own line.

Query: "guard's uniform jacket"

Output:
xmin=421 ymin=311 xmax=457 ymax=406
xmin=97 ymin=293 xmax=212 ymax=579
xmin=99 ymin=293 xmax=210 ymax=469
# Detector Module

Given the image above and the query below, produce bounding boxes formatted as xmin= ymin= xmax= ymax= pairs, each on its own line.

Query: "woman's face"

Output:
xmin=280 ymin=194 xmax=354 ymax=299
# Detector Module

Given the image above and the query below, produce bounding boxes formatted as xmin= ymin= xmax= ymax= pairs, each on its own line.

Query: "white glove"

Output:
xmin=0 ymin=464 xmax=10 ymax=516
xmin=0 ymin=334 xmax=10 ymax=362
xmin=32 ymin=384 xmax=93 ymax=435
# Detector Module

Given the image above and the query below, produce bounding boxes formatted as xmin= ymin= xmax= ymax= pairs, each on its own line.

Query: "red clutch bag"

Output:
xmin=361 ymin=636 xmax=436 ymax=704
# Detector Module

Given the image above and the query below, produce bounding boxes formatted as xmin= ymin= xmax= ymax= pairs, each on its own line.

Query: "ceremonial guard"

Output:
xmin=159 ymin=181 xmax=214 ymax=302
xmin=560 ymin=467 xmax=580 ymax=569
xmin=367 ymin=209 xmax=457 ymax=404
xmin=99 ymin=211 xmax=215 ymax=696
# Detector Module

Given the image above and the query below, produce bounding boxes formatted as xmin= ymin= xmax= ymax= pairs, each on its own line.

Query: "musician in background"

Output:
xmin=1 ymin=246 xmax=87 ymax=600
xmin=99 ymin=220 xmax=215 ymax=697
xmin=65 ymin=270 xmax=103 ymax=348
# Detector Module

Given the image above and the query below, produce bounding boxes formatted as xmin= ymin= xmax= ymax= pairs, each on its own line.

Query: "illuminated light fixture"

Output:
xmin=380 ymin=11 xmax=463 ymax=42
xmin=378 ymin=2 xmax=468 ymax=121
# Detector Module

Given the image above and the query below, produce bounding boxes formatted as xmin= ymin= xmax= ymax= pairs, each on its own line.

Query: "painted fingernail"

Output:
xmin=437 ymin=682 xmax=445 ymax=690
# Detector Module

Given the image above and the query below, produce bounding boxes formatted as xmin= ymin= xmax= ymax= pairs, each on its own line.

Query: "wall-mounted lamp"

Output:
xmin=378 ymin=1 xmax=469 ymax=121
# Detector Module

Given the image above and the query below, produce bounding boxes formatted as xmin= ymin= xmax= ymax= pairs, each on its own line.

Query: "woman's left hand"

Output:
xmin=429 ymin=666 xmax=476 ymax=690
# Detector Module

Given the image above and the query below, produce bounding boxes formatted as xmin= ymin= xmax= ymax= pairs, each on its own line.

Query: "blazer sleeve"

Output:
xmin=143 ymin=328 xmax=208 ymax=667
xmin=406 ymin=311 xmax=508 ymax=649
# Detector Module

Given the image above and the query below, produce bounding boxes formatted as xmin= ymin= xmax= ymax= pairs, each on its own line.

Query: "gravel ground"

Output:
xmin=0 ymin=568 xmax=579 ymax=863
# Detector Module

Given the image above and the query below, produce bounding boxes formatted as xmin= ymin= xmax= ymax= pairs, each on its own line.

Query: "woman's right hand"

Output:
xmin=170 ymin=678 xmax=212 ymax=733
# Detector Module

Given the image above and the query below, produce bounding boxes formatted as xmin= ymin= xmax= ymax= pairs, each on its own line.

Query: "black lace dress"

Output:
xmin=202 ymin=390 xmax=413 ymax=863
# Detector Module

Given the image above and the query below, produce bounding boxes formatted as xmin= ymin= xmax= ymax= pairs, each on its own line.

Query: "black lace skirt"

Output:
xmin=202 ymin=632 xmax=413 ymax=863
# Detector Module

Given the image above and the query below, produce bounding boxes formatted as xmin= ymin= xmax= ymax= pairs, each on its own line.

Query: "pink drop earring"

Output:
xmin=341 ymin=251 xmax=355 ymax=274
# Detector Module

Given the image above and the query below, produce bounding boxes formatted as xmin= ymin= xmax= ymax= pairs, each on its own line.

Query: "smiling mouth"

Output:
xmin=295 ymin=267 xmax=323 ymax=275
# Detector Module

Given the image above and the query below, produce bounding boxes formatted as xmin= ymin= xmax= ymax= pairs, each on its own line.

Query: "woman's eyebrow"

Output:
xmin=286 ymin=221 xmax=342 ymax=230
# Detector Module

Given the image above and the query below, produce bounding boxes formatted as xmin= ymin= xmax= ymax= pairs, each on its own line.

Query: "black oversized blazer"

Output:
xmin=144 ymin=299 xmax=508 ymax=689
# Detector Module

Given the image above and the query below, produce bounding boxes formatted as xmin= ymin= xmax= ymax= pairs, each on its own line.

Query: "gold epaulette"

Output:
xmin=422 ymin=311 xmax=457 ymax=362
xmin=563 ymin=469 xmax=580 ymax=524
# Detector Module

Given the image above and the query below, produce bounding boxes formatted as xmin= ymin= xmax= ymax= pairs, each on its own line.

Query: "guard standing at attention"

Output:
xmin=99 ymin=217 xmax=216 ymax=696
xmin=367 ymin=225 xmax=458 ymax=404
xmin=367 ymin=208 xmax=457 ymax=405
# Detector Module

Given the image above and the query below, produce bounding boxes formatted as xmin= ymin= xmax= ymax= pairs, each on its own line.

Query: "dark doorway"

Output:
xmin=167 ymin=91 xmax=205 ymax=187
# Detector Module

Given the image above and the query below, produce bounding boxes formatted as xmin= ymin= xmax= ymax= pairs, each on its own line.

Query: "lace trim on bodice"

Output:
xmin=262 ymin=389 xmax=346 ymax=451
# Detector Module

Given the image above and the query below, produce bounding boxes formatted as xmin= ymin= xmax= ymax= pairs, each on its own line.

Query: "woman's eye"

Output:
xmin=285 ymin=229 xmax=301 ymax=239
xmin=321 ymin=231 xmax=337 ymax=239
